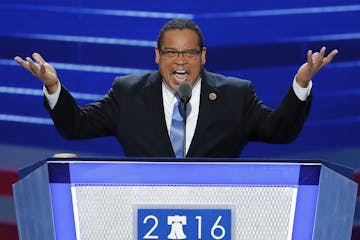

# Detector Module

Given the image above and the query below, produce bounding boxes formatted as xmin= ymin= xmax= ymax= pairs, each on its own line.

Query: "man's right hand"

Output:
xmin=14 ymin=52 xmax=59 ymax=94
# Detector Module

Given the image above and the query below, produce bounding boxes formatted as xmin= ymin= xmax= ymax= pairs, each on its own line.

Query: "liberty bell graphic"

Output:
xmin=167 ymin=215 xmax=187 ymax=239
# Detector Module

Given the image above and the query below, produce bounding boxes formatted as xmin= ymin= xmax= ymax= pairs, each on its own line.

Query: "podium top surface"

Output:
xmin=17 ymin=157 xmax=354 ymax=182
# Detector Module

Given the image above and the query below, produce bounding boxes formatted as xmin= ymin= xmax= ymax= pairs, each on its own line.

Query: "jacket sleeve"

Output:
xmin=244 ymin=82 xmax=312 ymax=143
xmin=44 ymin=84 xmax=119 ymax=140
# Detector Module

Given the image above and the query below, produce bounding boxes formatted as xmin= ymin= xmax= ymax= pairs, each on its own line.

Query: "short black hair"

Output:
xmin=157 ymin=18 xmax=204 ymax=49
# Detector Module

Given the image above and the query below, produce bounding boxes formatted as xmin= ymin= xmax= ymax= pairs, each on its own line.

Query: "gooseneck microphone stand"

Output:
xmin=182 ymin=101 xmax=188 ymax=158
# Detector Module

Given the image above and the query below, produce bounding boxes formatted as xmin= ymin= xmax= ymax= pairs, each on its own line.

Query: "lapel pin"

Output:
xmin=209 ymin=92 xmax=217 ymax=101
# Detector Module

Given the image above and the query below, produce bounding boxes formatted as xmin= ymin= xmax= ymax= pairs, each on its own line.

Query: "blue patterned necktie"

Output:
xmin=170 ymin=95 xmax=184 ymax=158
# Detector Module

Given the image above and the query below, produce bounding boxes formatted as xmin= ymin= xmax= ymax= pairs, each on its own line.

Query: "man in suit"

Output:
xmin=14 ymin=19 xmax=338 ymax=158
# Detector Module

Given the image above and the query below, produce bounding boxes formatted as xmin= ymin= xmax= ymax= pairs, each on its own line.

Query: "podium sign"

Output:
xmin=137 ymin=208 xmax=231 ymax=239
xmin=13 ymin=160 xmax=357 ymax=240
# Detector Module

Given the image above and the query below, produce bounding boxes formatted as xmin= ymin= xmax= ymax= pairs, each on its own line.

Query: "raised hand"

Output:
xmin=14 ymin=53 xmax=59 ymax=94
xmin=295 ymin=47 xmax=338 ymax=88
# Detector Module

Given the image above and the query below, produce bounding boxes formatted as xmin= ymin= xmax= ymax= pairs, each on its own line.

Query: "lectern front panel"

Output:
xmin=71 ymin=185 xmax=296 ymax=239
xmin=47 ymin=161 xmax=320 ymax=240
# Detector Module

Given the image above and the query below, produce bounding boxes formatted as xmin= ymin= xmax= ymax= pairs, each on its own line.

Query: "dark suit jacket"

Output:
xmin=45 ymin=69 xmax=311 ymax=158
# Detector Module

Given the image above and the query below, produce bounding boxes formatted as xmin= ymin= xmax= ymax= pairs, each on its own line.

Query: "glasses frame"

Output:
xmin=159 ymin=49 xmax=202 ymax=59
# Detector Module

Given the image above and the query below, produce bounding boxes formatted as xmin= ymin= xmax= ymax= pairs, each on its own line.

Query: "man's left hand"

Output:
xmin=296 ymin=47 xmax=338 ymax=88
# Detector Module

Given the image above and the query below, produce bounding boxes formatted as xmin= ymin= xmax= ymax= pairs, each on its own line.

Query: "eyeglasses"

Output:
xmin=160 ymin=49 xmax=201 ymax=59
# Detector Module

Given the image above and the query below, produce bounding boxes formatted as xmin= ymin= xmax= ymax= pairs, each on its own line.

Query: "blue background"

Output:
xmin=0 ymin=1 xmax=359 ymax=168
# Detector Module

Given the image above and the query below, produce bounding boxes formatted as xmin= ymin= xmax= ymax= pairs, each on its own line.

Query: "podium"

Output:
xmin=13 ymin=158 xmax=357 ymax=240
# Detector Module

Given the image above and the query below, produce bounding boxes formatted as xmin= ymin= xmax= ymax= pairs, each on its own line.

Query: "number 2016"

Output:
xmin=142 ymin=215 xmax=226 ymax=239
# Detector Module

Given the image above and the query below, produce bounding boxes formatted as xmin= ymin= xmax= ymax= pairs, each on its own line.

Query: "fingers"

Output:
xmin=40 ymin=62 xmax=46 ymax=75
xmin=14 ymin=53 xmax=58 ymax=86
xmin=14 ymin=56 xmax=31 ymax=72
xmin=319 ymin=46 xmax=326 ymax=59
xmin=321 ymin=49 xmax=339 ymax=67
xmin=14 ymin=56 xmax=23 ymax=63
xmin=307 ymin=50 xmax=313 ymax=66
xmin=32 ymin=53 xmax=47 ymax=75
xmin=311 ymin=47 xmax=325 ymax=67
xmin=32 ymin=52 xmax=46 ymax=64
xmin=14 ymin=55 xmax=42 ymax=77
xmin=26 ymin=56 xmax=40 ymax=75
xmin=14 ymin=55 xmax=38 ymax=74
xmin=307 ymin=47 xmax=338 ymax=70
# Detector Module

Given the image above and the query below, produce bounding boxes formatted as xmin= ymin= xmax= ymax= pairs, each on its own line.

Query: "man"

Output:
xmin=14 ymin=18 xmax=338 ymax=158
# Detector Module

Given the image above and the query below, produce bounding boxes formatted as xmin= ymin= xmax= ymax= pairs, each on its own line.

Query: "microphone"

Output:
xmin=178 ymin=81 xmax=192 ymax=104
xmin=177 ymin=82 xmax=192 ymax=158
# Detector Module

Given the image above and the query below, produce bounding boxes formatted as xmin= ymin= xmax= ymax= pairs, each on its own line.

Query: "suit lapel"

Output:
xmin=141 ymin=72 xmax=174 ymax=156
xmin=187 ymin=70 xmax=219 ymax=157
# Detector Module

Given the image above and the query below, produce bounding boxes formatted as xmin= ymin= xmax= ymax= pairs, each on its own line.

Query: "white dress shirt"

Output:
xmin=162 ymin=78 xmax=201 ymax=154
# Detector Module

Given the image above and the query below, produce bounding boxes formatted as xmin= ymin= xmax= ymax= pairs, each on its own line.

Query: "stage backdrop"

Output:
xmin=0 ymin=0 xmax=359 ymax=163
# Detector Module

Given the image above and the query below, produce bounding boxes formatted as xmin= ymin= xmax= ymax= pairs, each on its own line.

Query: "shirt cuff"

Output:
xmin=292 ymin=78 xmax=312 ymax=101
xmin=43 ymin=82 xmax=61 ymax=109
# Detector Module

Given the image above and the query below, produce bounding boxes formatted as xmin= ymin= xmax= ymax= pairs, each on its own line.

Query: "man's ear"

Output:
xmin=155 ymin=47 xmax=160 ymax=64
xmin=201 ymin=47 xmax=207 ymax=65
